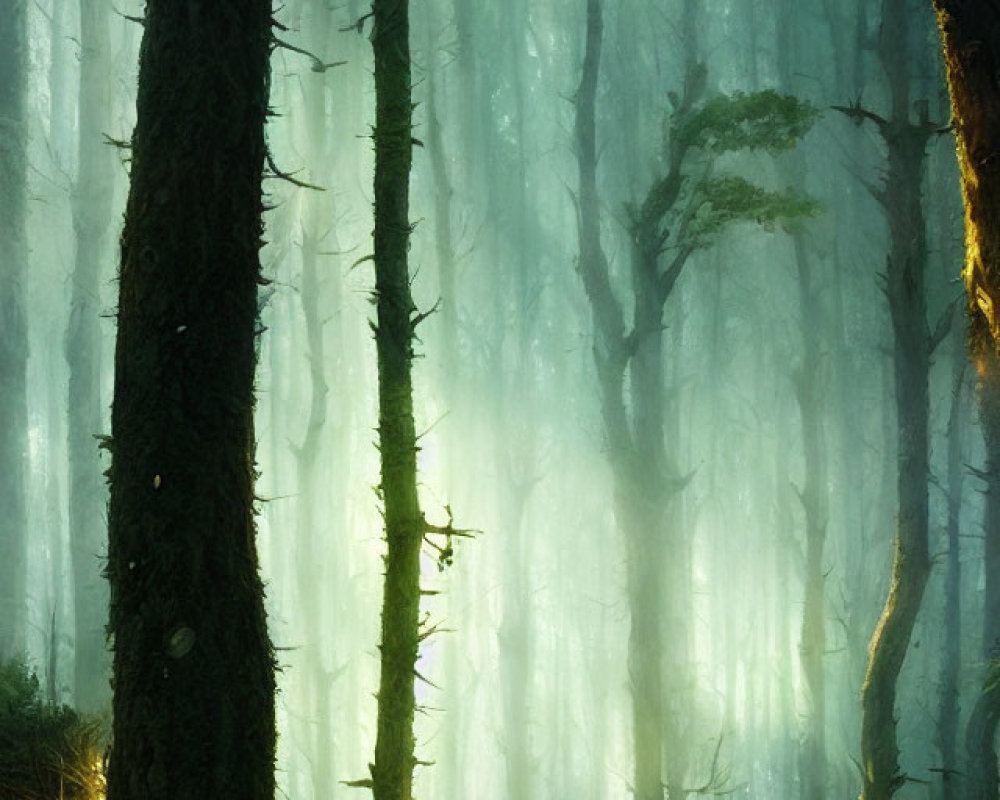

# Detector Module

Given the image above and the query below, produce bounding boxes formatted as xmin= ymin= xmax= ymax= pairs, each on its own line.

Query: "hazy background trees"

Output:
xmin=5 ymin=0 xmax=993 ymax=798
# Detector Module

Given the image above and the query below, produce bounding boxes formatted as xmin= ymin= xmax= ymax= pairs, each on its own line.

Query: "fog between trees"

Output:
xmin=1 ymin=0 xmax=993 ymax=798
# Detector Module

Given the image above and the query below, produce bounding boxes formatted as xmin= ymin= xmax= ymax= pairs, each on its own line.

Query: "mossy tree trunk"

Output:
xmin=370 ymin=0 xmax=423 ymax=797
xmin=966 ymin=346 xmax=1000 ymax=799
xmin=931 ymin=0 xmax=1000 ymax=354
xmin=0 ymin=0 xmax=29 ymax=662
xmin=105 ymin=3 xmax=276 ymax=798
xmin=848 ymin=2 xmax=935 ymax=796
xmin=68 ymin=0 xmax=114 ymax=713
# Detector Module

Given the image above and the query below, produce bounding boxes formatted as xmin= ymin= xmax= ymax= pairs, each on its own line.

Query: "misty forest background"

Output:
xmin=0 ymin=0 xmax=992 ymax=798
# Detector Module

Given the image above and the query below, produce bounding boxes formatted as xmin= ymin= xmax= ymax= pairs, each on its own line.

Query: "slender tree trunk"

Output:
xmin=68 ymin=0 xmax=114 ymax=713
xmin=424 ymin=20 xmax=457 ymax=388
xmin=931 ymin=0 xmax=1000 ymax=352
xmin=574 ymin=7 xmax=657 ymax=798
xmin=105 ymin=3 xmax=276 ymax=798
xmin=936 ymin=327 xmax=967 ymax=800
xmin=498 ymin=7 xmax=539 ymax=795
xmin=629 ymin=240 xmax=674 ymax=800
xmin=857 ymin=3 xmax=934 ymax=797
xmin=370 ymin=0 xmax=424 ymax=797
xmin=792 ymin=238 xmax=829 ymax=800
xmin=292 ymin=2 xmax=337 ymax=794
xmin=0 ymin=0 xmax=28 ymax=659
xmin=48 ymin=0 xmax=74 ymax=169
xmin=0 ymin=0 xmax=29 ymax=662
xmin=773 ymin=412 xmax=799 ymax=798
xmin=966 ymin=347 xmax=1000 ymax=799
xmin=776 ymin=5 xmax=830 ymax=794
xmin=420 ymin=8 xmax=463 ymax=797
xmin=574 ymin=5 xmax=695 ymax=796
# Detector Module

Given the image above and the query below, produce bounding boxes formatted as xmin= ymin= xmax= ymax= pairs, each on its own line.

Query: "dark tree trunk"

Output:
xmin=105 ymin=3 xmax=275 ymax=798
xmin=855 ymin=2 xmax=934 ymax=797
xmin=370 ymin=0 xmax=424 ymax=797
xmin=68 ymin=0 xmax=114 ymax=713
xmin=0 ymin=0 xmax=29 ymax=662
xmin=966 ymin=347 xmax=1000 ymax=800
xmin=931 ymin=1 xmax=1000 ymax=353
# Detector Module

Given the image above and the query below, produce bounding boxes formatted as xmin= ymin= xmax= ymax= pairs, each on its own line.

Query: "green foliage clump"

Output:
xmin=678 ymin=90 xmax=818 ymax=155
xmin=0 ymin=657 xmax=105 ymax=800
xmin=693 ymin=175 xmax=820 ymax=241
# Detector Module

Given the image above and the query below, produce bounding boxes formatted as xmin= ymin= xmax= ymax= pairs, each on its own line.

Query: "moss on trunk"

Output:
xmin=857 ymin=5 xmax=933 ymax=797
xmin=105 ymin=3 xmax=275 ymax=798
xmin=370 ymin=0 xmax=423 ymax=797
xmin=932 ymin=0 xmax=1000 ymax=353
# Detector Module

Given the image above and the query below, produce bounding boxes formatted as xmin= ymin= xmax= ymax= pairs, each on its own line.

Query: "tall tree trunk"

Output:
xmin=966 ymin=347 xmax=1000 ymax=799
xmin=931 ymin=0 xmax=1000 ymax=353
xmin=936 ymin=325 xmax=967 ymax=800
xmin=421 ymin=8 xmax=463 ymax=797
xmin=628 ymin=238 xmax=675 ymax=800
xmin=855 ymin=2 xmax=934 ymax=796
xmin=0 ymin=0 xmax=29 ymax=662
xmin=574 ymin=6 xmax=674 ymax=796
xmin=370 ymin=0 xmax=424 ymax=797
xmin=48 ymin=0 xmax=74 ymax=169
xmin=105 ymin=3 xmax=276 ymax=798
xmin=792 ymin=238 xmax=829 ymax=800
xmin=776 ymin=4 xmax=830 ymax=794
xmin=498 ymin=7 xmax=538 ymax=795
xmin=773 ymin=409 xmax=800 ymax=798
xmin=292 ymin=1 xmax=336 ymax=794
xmin=424 ymin=17 xmax=457 ymax=391
xmin=68 ymin=0 xmax=114 ymax=713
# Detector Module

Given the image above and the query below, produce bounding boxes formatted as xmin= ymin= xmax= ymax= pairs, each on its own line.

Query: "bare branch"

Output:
xmin=265 ymin=151 xmax=325 ymax=191
xmin=831 ymin=102 xmax=889 ymax=132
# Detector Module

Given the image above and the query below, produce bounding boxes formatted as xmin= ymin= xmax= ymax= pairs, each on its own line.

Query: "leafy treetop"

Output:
xmin=676 ymin=89 xmax=819 ymax=156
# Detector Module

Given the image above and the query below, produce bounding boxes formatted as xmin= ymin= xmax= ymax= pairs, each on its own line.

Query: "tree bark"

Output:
xmin=0 ymin=0 xmax=29 ymax=662
xmin=68 ymin=0 xmax=115 ymax=713
xmin=931 ymin=1 xmax=1000 ymax=353
xmin=105 ymin=3 xmax=276 ymax=798
xmin=370 ymin=0 xmax=424 ymax=797
xmin=857 ymin=3 xmax=934 ymax=797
